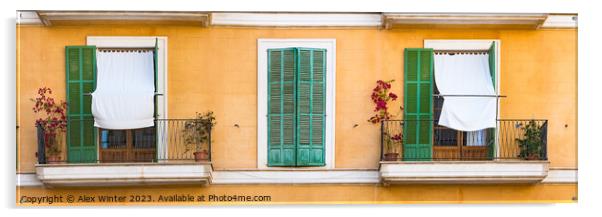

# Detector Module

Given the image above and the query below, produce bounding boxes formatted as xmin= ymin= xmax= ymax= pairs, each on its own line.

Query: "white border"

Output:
xmin=424 ymin=39 xmax=501 ymax=157
xmin=86 ymin=36 xmax=169 ymax=158
xmin=257 ymin=39 xmax=336 ymax=169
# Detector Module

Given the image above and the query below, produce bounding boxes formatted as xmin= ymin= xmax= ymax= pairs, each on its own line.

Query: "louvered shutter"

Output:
xmin=66 ymin=46 xmax=98 ymax=163
xmin=403 ymin=48 xmax=433 ymax=161
xmin=296 ymin=48 xmax=326 ymax=166
xmin=267 ymin=48 xmax=297 ymax=166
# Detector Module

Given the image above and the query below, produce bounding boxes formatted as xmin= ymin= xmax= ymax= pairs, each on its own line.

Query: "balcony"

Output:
xmin=34 ymin=119 xmax=213 ymax=187
xmin=379 ymin=119 xmax=549 ymax=184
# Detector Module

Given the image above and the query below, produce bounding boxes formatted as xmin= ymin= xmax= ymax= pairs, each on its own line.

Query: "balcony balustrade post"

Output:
xmin=36 ymin=123 xmax=46 ymax=164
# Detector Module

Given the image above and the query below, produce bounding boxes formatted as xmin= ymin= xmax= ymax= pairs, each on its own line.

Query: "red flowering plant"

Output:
xmin=368 ymin=80 xmax=398 ymax=124
xmin=368 ymin=80 xmax=402 ymax=159
xmin=31 ymin=87 xmax=67 ymax=157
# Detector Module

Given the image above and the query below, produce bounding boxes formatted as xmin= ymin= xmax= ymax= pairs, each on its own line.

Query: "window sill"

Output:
xmin=35 ymin=162 xmax=212 ymax=187
xmin=379 ymin=160 xmax=549 ymax=184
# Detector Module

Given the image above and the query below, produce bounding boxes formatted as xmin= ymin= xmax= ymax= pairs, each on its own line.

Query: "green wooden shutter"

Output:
xmin=487 ymin=41 xmax=497 ymax=159
xmin=296 ymin=48 xmax=326 ymax=166
xmin=153 ymin=39 xmax=159 ymax=160
xmin=268 ymin=48 xmax=297 ymax=166
xmin=403 ymin=48 xmax=433 ymax=161
xmin=488 ymin=42 xmax=496 ymax=87
xmin=66 ymin=46 xmax=97 ymax=163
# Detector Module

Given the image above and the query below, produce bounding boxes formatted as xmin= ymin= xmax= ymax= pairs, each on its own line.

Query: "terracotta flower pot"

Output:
xmin=384 ymin=153 xmax=399 ymax=161
xmin=525 ymin=154 xmax=540 ymax=160
xmin=193 ymin=151 xmax=209 ymax=162
xmin=46 ymin=155 xmax=61 ymax=164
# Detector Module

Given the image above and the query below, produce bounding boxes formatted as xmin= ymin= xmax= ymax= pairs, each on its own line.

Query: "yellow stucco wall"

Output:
xmin=17 ymin=184 xmax=576 ymax=205
xmin=16 ymin=24 xmax=577 ymax=173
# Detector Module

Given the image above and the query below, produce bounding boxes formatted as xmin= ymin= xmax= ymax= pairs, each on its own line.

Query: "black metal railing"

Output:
xmin=380 ymin=119 xmax=548 ymax=161
xmin=36 ymin=119 xmax=212 ymax=164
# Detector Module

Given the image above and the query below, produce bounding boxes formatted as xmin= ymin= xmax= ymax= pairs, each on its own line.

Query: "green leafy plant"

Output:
xmin=516 ymin=120 xmax=543 ymax=160
xmin=182 ymin=111 xmax=216 ymax=154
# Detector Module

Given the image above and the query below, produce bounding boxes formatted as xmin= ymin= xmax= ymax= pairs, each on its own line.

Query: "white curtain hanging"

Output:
xmin=434 ymin=53 xmax=496 ymax=131
xmin=92 ymin=50 xmax=155 ymax=129
xmin=466 ymin=130 xmax=487 ymax=146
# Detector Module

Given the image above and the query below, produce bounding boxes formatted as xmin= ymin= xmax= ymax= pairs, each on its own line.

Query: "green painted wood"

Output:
xmin=296 ymin=48 xmax=326 ymax=166
xmin=403 ymin=48 xmax=433 ymax=161
xmin=153 ymin=39 xmax=159 ymax=161
xmin=66 ymin=46 xmax=97 ymax=163
xmin=487 ymin=41 xmax=497 ymax=159
xmin=267 ymin=47 xmax=326 ymax=167
xmin=267 ymin=48 xmax=297 ymax=166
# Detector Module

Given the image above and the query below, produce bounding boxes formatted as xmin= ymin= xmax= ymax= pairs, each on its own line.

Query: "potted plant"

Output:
xmin=384 ymin=133 xmax=403 ymax=161
xmin=516 ymin=120 xmax=544 ymax=160
xmin=31 ymin=87 xmax=67 ymax=163
xmin=182 ymin=111 xmax=216 ymax=162
xmin=368 ymin=80 xmax=402 ymax=161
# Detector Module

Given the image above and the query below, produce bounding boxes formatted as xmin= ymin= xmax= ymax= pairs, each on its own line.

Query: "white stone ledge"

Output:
xmin=18 ymin=165 xmax=576 ymax=186
xmin=380 ymin=161 xmax=550 ymax=184
xmin=34 ymin=163 xmax=212 ymax=187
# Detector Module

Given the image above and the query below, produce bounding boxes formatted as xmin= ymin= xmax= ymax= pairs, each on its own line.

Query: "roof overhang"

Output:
xmin=210 ymin=12 xmax=382 ymax=27
xmin=383 ymin=13 xmax=550 ymax=29
xmin=16 ymin=11 xmax=577 ymax=29
xmin=28 ymin=11 xmax=210 ymax=26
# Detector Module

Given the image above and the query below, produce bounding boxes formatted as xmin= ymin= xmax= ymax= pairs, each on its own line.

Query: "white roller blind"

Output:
xmin=91 ymin=50 xmax=155 ymax=129
xmin=434 ymin=53 xmax=496 ymax=131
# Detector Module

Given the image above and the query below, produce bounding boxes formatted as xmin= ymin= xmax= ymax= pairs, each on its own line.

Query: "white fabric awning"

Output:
xmin=92 ymin=50 xmax=155 ymax=129
xmin=434 ymin=53 xmax=496 ymax=131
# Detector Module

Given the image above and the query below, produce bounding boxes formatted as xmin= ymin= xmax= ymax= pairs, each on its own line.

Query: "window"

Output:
xmin=65 ymin=46 xmax=158 ymax=163
xmin=64 ymin=36 xmax=168 ymax=163
xmin=257 ymin=39 xmax=336 ymax=169
xmin=402 ymin=40 xmax=500 ymax=161
xmin=267 ymin=48 xmax=326 ymax=166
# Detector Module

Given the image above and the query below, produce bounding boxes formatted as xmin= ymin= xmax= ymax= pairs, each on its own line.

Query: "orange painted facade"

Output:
xmin=16 ymin=23 xmax=577 ymax=203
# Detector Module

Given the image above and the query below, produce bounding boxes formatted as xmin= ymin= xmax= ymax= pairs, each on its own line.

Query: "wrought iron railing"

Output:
xmin=380 ymin=119 xmax=548 ymax=161
xmin=36 ymin=119 xmax=212 ymax=164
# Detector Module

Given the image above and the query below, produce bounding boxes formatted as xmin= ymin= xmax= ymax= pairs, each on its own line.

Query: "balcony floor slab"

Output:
xmin=380 ymin=160 xmax=549 ymax=184
xmin=35 ymin=162 xmax=212 ymax=187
